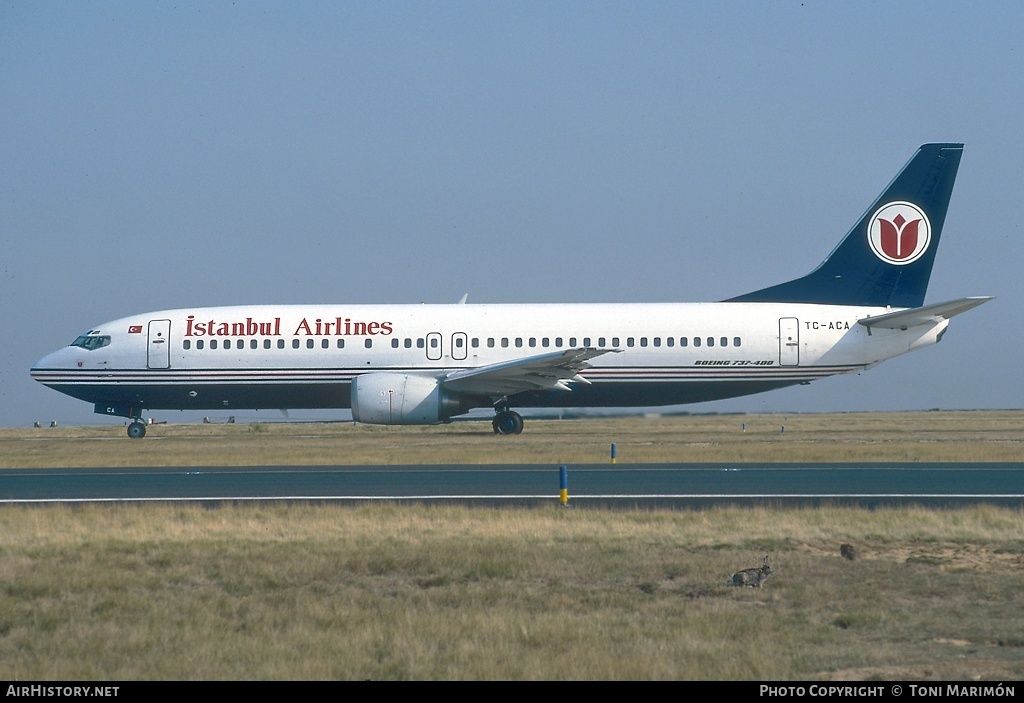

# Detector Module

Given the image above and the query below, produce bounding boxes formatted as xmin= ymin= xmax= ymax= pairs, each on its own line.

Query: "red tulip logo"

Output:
xmin=867 ymin=201 xmax=931 ymax=265
xmin=879 ymin=213 xmax=920 ymax=260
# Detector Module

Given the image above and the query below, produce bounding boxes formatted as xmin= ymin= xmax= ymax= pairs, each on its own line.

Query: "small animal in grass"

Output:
xmin=731 ymin=556 xmax=772 ymax=587
xmin=840 ymin=543 xmax=858 ymax=560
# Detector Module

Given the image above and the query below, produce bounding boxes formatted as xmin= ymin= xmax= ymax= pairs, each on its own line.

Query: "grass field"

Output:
xmin=0 ymin=411 xmax=1022 ymax=680
xmin=3 ymin=409 xmax=1024 ymax=468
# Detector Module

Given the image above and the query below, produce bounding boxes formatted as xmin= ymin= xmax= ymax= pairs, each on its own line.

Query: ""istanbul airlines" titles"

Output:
xmin=184 ymin=315 xmax=394 ymax=337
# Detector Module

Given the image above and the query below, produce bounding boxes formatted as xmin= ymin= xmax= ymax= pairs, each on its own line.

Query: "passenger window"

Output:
xmin=183 ymin=340 xmax=191 ymax=350
xmin=392 ymin=339 xmax=400 ymax=348
xmin=263 ymin=339 xmax=271 ymax=349
xmin=197 ymin=340 xmax=204 ymax=350
xmin=528 ymin=338 xmax=536 ymax=347
xmin=501 ymin=338 xmax=509 ymax=348
xmin=306 ymin=339 xmax=314 ymax=349
xmin=612 ymin=337 xmax=620 ymax=347
xmin=211 ymin=340 xmax=218 ymax=350
xmin=223 ymin=340 xmax=232 ymax=350
xmin=292 ymin=339 xmax=300 ymax=349
xmin=627 ymin=338 xmax=635 ymax=347
xmin=707 ymin=337 xmax=714 ymax=347
xmin=253 ymin=340 xmax=260 ymax=350
xmin=417 ymin=338 xmax=425 ymax=348
xmin=322 ymin=339 xmax=329 ymax=349
xmin=598 ymin=337 xmax=606 ymax=347
xmin=640 ymin=337 xmax=648 ymax=347
xmin=734 ymin=337 xmax=741 ymax=347
xmin=694 ymin=337 xmax=701 ymax=347
xmin=364 ymin=339 xmax=373 ymax=348
xmin=569 ymin=337 xmax=577 ymax=346
xmin=515 ymin=338 xmax=523 ymax=348
xmin=721 ymin=337 xmax=728 ymax=347
xmin=337 ymin=339 xmax=345 ymax=349
xmin=680 ymin=337 xmax=687 ymax=347
xmin=487 ymin=338 xmax=495 ymax=348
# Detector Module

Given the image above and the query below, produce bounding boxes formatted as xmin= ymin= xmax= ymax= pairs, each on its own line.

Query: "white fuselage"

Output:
xmin=30 ymin=301 xmax=947 ymax=418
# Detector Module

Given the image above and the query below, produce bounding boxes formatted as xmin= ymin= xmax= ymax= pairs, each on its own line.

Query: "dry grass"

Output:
xmin=0 ymin=503 xmax=1021 ymax=680
xmin=2 ymin=411 xmax=1023 ymax=680
xmin=3 ymin=409 xmax=1024 ymax=468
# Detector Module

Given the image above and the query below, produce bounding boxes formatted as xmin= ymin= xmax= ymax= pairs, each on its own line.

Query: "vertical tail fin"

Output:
xmin=726 ymin=143 xmax=963 ymax=308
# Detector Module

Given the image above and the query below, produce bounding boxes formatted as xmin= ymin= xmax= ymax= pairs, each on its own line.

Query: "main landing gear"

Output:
xmin=127 ymin=421 xmax=147 ymax=439
xmin=492 ymin=400 xmax=524 ymax=435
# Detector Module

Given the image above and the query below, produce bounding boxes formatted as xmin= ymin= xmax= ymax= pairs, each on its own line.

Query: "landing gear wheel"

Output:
xmin=127 ymin=421 xmax=147 ymax=439
xmin=492 ymin=410 xmax=524 ymax=435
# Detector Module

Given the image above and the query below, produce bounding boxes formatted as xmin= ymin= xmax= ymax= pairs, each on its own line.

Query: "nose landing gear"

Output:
xmin=96 ymin=404 xmax=149 ymax=438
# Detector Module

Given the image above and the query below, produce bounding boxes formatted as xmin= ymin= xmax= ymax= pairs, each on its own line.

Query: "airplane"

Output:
xmin=31 ymin=143 xmax=992 ymax=438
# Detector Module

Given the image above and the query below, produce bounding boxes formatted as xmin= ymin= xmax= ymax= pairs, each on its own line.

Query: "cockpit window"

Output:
xmin=70 ymin=335 xmax=111 ymax=351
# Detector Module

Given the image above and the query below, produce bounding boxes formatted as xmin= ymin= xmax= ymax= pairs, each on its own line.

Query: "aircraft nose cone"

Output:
xmin=31 ymin=348 xmax=69 ymax=380
xmin=31 ymin=353 xmax=49 ymax=373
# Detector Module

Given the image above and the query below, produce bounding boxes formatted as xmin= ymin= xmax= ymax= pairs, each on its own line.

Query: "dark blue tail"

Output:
xmin=725 ymin=143 xmax=963 ymax=308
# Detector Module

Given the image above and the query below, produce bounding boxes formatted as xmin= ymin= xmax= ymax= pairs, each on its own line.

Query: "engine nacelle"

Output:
xmin=350 ymin=372 xmax=467 ymax=425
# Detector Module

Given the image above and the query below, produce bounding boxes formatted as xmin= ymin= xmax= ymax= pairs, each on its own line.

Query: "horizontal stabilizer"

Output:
xmin=857 ymin=296 xmax=993 ymax=330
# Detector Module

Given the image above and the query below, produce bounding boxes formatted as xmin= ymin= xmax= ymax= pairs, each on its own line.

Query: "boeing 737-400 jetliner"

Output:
xmin=32 ymin=144 xmax=991 ymax=437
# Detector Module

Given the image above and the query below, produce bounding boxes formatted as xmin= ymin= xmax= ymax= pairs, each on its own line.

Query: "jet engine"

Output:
xmin=350 ymin=372 xmax=471 ymax=425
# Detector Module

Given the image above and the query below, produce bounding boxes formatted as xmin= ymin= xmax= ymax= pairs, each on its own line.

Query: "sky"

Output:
xmin=2 ymin=1 xmax=1022 ymax=428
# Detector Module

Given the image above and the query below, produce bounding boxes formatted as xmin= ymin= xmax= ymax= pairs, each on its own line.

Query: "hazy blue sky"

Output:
xmin=3 ymin=1 xmax=1021 ymax=427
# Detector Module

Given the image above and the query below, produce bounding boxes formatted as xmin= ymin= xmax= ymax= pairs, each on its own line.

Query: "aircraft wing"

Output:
xmin=442 ymin=348 xmax=618 ymax=396
xmin=857 ymin=296 xmax=994 ymax=330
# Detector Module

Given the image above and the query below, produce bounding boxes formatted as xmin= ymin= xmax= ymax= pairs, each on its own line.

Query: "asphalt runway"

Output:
xmin=3 ymin=463 xmax=1024 ymax=508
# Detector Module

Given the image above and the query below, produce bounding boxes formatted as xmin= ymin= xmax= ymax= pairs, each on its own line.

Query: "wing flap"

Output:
xmin=857 ymin=296 xmax=993 ymax=330
xmin=442 ymin=348 xmax=617 ymax=397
